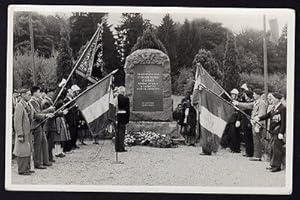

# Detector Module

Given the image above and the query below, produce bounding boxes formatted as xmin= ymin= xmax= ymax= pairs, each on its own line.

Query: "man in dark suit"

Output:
xmin=116 ymin=86 xmax=130 ymax=152
xmin=255 ymin=92 xmax=286 ymax=172
xmin=29 ymin=86 xmax=55 ymax=169
xmin=41 ymin=88 xmax=57 ymax=162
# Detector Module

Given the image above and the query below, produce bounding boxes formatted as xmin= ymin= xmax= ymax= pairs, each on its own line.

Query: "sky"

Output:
xmin=106 ymin=12 xmax=288 ymax=34
xmin=36 ymin=7 xmax=290 ymax=35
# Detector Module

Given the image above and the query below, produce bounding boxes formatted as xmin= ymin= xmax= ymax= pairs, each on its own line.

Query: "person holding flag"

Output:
xmin=253 ymin=92 xmax=286 ymax=172
xmin=233 ymin=88 xmax=267 ymax=161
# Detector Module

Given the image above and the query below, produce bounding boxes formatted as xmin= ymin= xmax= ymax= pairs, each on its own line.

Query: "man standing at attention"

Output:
xmin=29 ymin=86 xmax=54 ymax=169
xmin=115 ymin=86 xmax=130 ymax=152
xmin=254 ymin=92 xmax=286 ymax=172
xmin=13 ymin=89 xmax=34 ymax=175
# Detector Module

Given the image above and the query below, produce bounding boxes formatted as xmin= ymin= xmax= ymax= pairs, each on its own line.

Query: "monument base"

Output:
xmin=127 ymin=121 xmax=178 ymax=138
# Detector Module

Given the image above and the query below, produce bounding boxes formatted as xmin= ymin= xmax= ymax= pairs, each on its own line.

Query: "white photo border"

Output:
xmin=5 ymin=5 xmax=295 ymax=194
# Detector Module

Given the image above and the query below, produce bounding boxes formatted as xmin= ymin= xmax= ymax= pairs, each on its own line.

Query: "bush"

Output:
xmin=13 ymin=52 xmax=58 ymax=90
xmin=240 ymin=72 xmax=286 ymax=94
xmin=174 ymin=67 xmax=194 ymax=95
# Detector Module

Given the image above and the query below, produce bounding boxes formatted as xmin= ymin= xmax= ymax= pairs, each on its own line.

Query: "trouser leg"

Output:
xmin=245 ymin=129 xmax=254 ymax=156
xmin=42 ymin=131 xmax=50 ymax=165
xmin=270 ymin=136 xmax=284 ymax=168
xmin=120 ymin=125 xmax=126 ymax=150
xmin=46 ymin=131 xmax=54 ymax=161
xmin=17 ymin=156 xmax=29 ymax=174
xmin=253 ymin=130 xmax=263 ymax=158
xmin=33 ymin=131 xmax=42 ymax=167
xmin=115 ymin=125 xmax=120 ymax=152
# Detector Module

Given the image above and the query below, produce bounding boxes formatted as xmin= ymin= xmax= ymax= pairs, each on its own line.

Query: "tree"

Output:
xmin=192 ymin=49 xmax=223 ymax=85
xmin=131 ymin=29 xmax=167 ymax=53
xmin=115 ymin=13 xmax=148 ymax=62
xmin=69 ymin=12 xmax=106 ymax=58
xmin=156 ymin=14 xmax=177 ymax=63
xmin=56 ymin=25 xmax=73 ymax=86
xmin=13 ymin=12 xmax=56 ymax=57
xmin=176 ymin=19 xmax=191 ymax=69
xmin=223 ymin=32 xmax=241 ymax=92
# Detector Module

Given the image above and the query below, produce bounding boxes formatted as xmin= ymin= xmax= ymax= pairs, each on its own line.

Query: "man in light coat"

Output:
xmin=233 ymin=88 xmax=267 ymax=161
xmin=13 ymin=89 xmax=34 ymax=175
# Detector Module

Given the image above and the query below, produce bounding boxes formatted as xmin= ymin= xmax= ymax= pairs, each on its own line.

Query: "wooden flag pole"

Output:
xmin=198 ymin=82 xmax=273 ymax=135
xmin=263 ymin=15 xmax=269 ymax=105
xmin=53 ymin=24 xmax=102 ymax=104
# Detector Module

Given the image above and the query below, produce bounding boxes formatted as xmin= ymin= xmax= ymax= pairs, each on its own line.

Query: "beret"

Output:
xmin=273 ymin=92 xmax=283 ymax=99
xmin=253 ymin=88 xmax=263 ymax=95
xmin=230 ymin=88 xmax=239 ymax=95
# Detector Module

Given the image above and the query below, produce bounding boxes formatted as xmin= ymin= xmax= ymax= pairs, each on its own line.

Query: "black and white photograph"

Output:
xmin=5 ymin=5 xmax=295 ymax=194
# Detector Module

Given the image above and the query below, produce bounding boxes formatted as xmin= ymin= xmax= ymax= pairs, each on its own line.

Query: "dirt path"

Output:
xmin=11 ymin=140 xmax=285 ymax=187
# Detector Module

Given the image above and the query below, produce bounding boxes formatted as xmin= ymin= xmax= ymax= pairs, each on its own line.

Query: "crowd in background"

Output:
xmin=174 ymin=83 xmax=287 ymax=173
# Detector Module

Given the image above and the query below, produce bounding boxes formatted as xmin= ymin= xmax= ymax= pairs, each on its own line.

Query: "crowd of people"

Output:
xmin=12 ymin=82 xmax=130 ymax=176
xmin=12 ymin=79 xmax=286 ymax=176
xmin=174 ymin=83 xmax=287 ymax=173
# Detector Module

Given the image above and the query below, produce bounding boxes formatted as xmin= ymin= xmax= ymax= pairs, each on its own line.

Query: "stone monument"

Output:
xmin=124 ymin=49 xmax=177 ymax=136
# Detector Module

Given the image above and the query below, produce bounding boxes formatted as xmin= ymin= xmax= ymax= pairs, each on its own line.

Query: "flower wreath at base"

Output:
xmin=124 ymin=130 xmax=177 ymax=148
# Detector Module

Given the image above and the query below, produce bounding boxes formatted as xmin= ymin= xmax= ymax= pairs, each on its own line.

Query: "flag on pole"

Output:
xmin=75 ymin=23 xmax=104 ymax=83
xmin=192 ymin=65 xmax=235 ymax=152
xmin=75 ymin=74 xmax=114 ymax=136
xmin=194 ymin=65 xmax=227 ymax=96
xmin=199 ymin=89 xmax=235 ymax=138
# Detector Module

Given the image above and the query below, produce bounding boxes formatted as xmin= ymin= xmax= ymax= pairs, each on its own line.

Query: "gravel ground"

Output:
xmin=11 ymin=140 xmax=285 ymax=187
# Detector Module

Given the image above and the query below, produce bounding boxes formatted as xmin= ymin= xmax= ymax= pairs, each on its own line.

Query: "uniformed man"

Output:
xmin=29 ymin=86 xmax=54 ymax=169
xmin=233 ymin=88 xmax=267 ymax=161
xmin=115 ymin=86 xmax=130 ymax=152
xmin=254 ymin=92 xmax=286 ymax=172
xmin=13 ymin=89 xmax=34 ymax=175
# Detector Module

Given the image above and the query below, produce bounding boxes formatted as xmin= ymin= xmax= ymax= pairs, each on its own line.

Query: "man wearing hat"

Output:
xmin=240 ymin=90 xmax=254 ymax=157
xmin=41 ymin=88 xmax=58 ymax=162
xmin=233 ymin=88 xmax=267 ymax=161
xmin=254 ymin=92 xmax=286 ymax=172
xmin=13 ymin=89 xmax=34 ymax=175
xmin=29 ymin=86 xmax=55 ymax=169
xmin=221 ymin=88 xmax=241 ymax=153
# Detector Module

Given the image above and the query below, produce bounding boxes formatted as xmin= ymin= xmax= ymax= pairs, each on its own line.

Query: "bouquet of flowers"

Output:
xmin=124 ymin=130 xmax=177 ymax=148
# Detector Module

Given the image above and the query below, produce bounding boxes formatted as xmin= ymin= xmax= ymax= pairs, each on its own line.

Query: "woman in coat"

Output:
xmin=181 ymin=99 xmax=197 ymax=146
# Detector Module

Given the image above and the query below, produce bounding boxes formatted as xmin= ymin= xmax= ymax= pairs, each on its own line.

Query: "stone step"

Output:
xmin=172 ymin=137 xmax=186 ymax=145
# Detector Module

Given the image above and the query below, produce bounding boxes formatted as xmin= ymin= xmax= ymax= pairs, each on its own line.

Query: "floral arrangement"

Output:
xmin=124 ymin=130 xmax=177 ymax=148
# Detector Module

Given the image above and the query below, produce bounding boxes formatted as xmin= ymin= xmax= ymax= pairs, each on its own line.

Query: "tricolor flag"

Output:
xmin=75 ymin=72 xmax=116 ymax=136
xmin=199 ymin=89 xmax=235 ymax=138
xmin=192 ymin=65 xmax=235 ymax=152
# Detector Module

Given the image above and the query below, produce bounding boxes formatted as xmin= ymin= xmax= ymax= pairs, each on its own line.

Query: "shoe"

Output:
xmin=271 ymin=168 xmax=281 ymax=172
xmin=266 ymin=167 xmax=273 ymax=170
xmin=50 ymin=159 xmax=56 ymax=162
xmin=35 ymin=166 xmax=47 ymax=169
xmin=93 ymin=142 xmax=99 ymax=145
xmin=28 ymin=170 xmax=35 ymax=173
xmin=81 ymin=142 xmax=87 ymax=145
xmin=75 ymin=145 xmax=80 ymax=149
xmin=200 ymin=152 xmax=211 ymax=156
xmin=56 ymin=153 xmax=66 ymax=158
xmin=249 ymin=158 xmax=261 ymax=161
xmin=43 ymin=163 xmax=52 ymax=167
xmin=19 ymin=172 xmax=31 ymax=175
